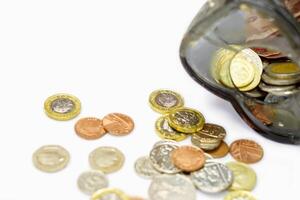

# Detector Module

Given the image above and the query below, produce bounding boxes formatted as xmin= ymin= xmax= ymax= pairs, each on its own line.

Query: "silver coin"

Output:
xmin=77 ymin=170 xmax=109 ymax=195
xmin=264 ymin=94 xmax=289 ymax=104
xmin=148 ymin=174 xmax=196 ymax=200
xmin=190 ymin=161 xmax=233 ymax=193
xmin=262 ymin=73 xmax=300 ymax=86
xmin=155 ymin=93 xmax=179 ymax=108
xmin=51 ymin=98 xmax=75 ymax=114
xmin=153 ymin=140 xmax=178 ymax=148
xmin=259 ymin=82 xmax=296 ymax=94
xmin=134 ymin=156 xmax=161 ymax=179
xmin=244 ymin=88 xmax=266 ymax=98
xmin=149 ymin=143 xmax=181 ymax=174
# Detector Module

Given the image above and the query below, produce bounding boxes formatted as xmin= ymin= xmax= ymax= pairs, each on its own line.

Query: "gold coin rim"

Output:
xmin=224 ymin=190 xmax=257 ymax=200
xmin=91 ymin=188 xmax=130 ymax=200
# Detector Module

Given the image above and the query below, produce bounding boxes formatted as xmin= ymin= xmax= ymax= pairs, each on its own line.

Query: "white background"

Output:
xmin=0 ymin=0 xmax=299 ymax=200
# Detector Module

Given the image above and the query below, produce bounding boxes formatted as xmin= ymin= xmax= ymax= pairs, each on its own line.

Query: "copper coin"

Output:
xmin=103 ymin=113 xmax=134 ymax=136
xmin=206 ymin=141 xmax=229 ymax=158
xmin=230 ymin=139 xmax=264 ymax=164
xmin=171 ymin=145 xmax=205 ymax=172
xmin=75 ymin=117 xmax=107 ymax=140
xmin=129 ymin=196 xmax=145 ymax=200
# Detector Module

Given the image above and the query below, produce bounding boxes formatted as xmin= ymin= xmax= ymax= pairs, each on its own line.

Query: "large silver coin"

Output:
xmin=259 ymin=82 xmax=296 ymax=94
xmin=191 ymin=161 xmax=233 ymax=193
xmin=134 ymin=156 xmax=161 ymax=179
xmin=262 ymin=73 xmax=300 ymax=86
xmin=149 ymin=143 xmax=181 ymax=174
xmin=77 ymin=170 xmax=109 ymax=195
xmin=148 ymin=174 xmax=196 ymax=200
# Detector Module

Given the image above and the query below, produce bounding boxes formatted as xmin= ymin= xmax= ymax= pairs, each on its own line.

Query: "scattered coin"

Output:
xmin=129 ymin=196 xmax=145 ymax=200
xmin=89 ymin=146 xmax=125 ymax=173
xmin=155 ymin=116 xmax=187 ymax=141
xmin=91 ymin=188 xmax=130 ymax=200
xmin=103 ymin=113 xmax=135 ymax=136
xmin=153 ymin=139 xmax=177 ymax=148
xmin=134 ymin=156 xmax=161 ymax=179
xmin=149 ymin=89 xmax=184 ymax=114
xmin=32 ymin=145 xmax=70 ymax=173
xmin=77 ymin=170 xmax=109 ymax=195
xmin=191 ymin=132 xmax=222 ymax=151
xmin=44 ymin=93 xmax=81 ymax=121
xmin=75 ymin=117 xmax=107 ymax=140
xmin=230 ymin=139 xmax=264 ymax=164
xmin=198 ymin=123 xmax=226 ymax=140
xmin=206 ymin=141 xmax=230 ymax=158
xmin=224 ymin=190 xmax=257 ymax=200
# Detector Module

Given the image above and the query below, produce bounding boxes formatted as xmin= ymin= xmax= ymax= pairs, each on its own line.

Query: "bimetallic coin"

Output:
xmin=167 ymin=108 xmax=205 ymax=134
xmin=262 ymin=73 xmax=300 ymax=86
xmin=89 ymin=147 xmax=125 ymax=174
xmin=191 ymin=133 xmax=222 ymax=151
xmin=191 ymin=161 xmax=233 ymax=193
xmin=149 ymin=90 xmax=184 ymax=114
xmin=44 ymin=93 xmax=81 ymax=121
xmin=264 ymin=62 xmax=300 ymax=79
xmin=198 ymin=123 xmax=226 ymax=140
xmin=103 ymin=113 xmax=134 ymax=136
xmin=77 ymin=170 xmax=109 ymax=195
xmin=92 ymin=188 xmax=129 ymax=200
xmin=149 ymin=143 xmax=181 ymax=174
xmin=206 ymin=141 xmax=229 ymax=158
xmin=224 ymin=191 xmax=257 ymax=200
xmin=148 ymin=174 xmax=196 ymax=200
xmin=134 ymin=156 xmax=161 ymax=179
xmin=230 ymin=139 xmax=264 ymax=164
xmin=32 ymin=145 xmax=70 ymax=173
xmin=75 ymin=117 xmax=107 ymax=140
xmin=155 ymin=116 xmax=187 ymax=142
xmin=226 ymin=162 xmax=257 ymax=191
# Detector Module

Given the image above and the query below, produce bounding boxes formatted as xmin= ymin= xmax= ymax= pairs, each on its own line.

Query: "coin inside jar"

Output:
xmin=75 ymin=117 xmax=107 ymax=140
xmin=103 ymin=113 xmax=134 ymax=136
xmin=77 ymin=170 xmax=109 ymax=195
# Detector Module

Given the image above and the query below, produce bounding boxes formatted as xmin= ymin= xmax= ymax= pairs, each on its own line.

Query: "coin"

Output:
xmin=264 ymin=62 xmax=300 ymax=79
xmin=149 ymin=90 xmax=184 ymax=114
xmin=205 ymin=141 xmax=229 ymax=158
xmin=129 ymin=196 xmax=145 ymax=200
xmin=155 ymin=116 xmax=187 ymax=142
xmin=190 ymin=161 xmax=233 ymax=193
xmin=226 ymin=161 xmax=257 ymax=191
xmin=250 ymin=104 xmax=273 ymax=125
xmin=191 ymin=133 xmax=221 ymax=151
xmin=198 ymin=123 xmax=226 ymax=140
xmin=167 ymin=107 xmax=205 ymax=134
xmin=148 ymin=174 xmax=196 ymax=200
xmin=75 ymin=117 xmax=107 ymax=140
xmin=134 ymin=156 xmax=161 ymax=179
xmin=153 ymin=139 xmax=178 ymax=148
xmin=77 ymin=170 xmax=109 ymax=195
xmin=171 ymin=146 xmax=206 ymax=172
xmin=44 ymin=93 xmax=81 ymax=121
xmin=89 ymin=147 xmax=125 ymax=173
xmin=91 ymin=188 xmax=130 ymax=200
xmin=244 ymin=88 xmax=267 ymax=98
xmin=259 ymin=82 xmax=296 ymax=94
xmin=224 ymin=191 xmax=257 ymax=200
xmin=262 ymin=73 xmax=300 ymax=85
xmin=149 ymin=143 xmax=181 ymax=174
xmin=230 ymin=139 xmax=264 ymax=164
xmin=103 ymin=113 xmax=134 ymax=136
xmin=32 ymin=145 xmax=70 ymax=173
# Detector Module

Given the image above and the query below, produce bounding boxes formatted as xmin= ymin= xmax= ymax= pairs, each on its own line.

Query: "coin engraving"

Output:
xmin=155 ymin=93 xmax=179 ymax=108
xmin=103 ymin=113 xmax=134 ymax=136
xmin=155 ymin=116 xmax=187 ymax=141
xmin=198 ymin=123 xmax=226 ymax=140
xmin=134 ymin=156 xmax=161 ymax=179
xmin=92 ymin=188 xmax=129 ymax=200
xmin=51 ymin=98 xmax=74 ymax=114
xmin=75 ymin=117 xmax=107 ymax=140
xmin=77 ymin=170 xmax=109 ymax=195
xmin=224 ymin=191 xmax=257 ymax=200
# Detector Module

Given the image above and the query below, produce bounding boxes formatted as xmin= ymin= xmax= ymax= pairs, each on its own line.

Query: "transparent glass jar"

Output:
xmin=180 ymin=0 xmax=300 ymax=144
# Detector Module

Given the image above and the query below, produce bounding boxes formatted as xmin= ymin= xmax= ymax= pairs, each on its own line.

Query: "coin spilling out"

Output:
xmin=44 ymin=93 xmax=81 ymax=121
xmin=32 ymin=145 xmax=70 ymax=173
xmin=103 ymin=113 xmax=135 ymax=136
xmin=198 ymin=123 xmax=226 ymax=140
xmin=155 ymin=116 xmax=187 ymax=141
xmin=134 ymin=156 xmax=161 ymax=179
xmin=224 ymin=190 xmax=257 ymax=200
xmin=75 ymin=117 xmax=107 ymax=140
xmin=91 ymin=188 xmax=130 ymax=200
xmin=77 ymin=170 xmax=109 ymax=195
xmin=205 ymin=141 xmax=230 ymax=158
xmin=89 ymin=146 xmax=125 ymax=174
xmin=191 ymin=132 xmax=222 ymax=151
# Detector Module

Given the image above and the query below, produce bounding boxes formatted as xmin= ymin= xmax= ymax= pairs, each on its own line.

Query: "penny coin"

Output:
xmin=149 ymin=90 xmax=184 ymax=114
xmin=91 ymin=188 xmax=130 ymax=200
xmin=171 ymin=146 xmax=205 ymax=172
xmin=155 ymin=116 xmax=187 ymax=142
xmin=75 ymin=117 xmax=107 ymax=140
xmin=148 ymin=174 xmax=196 ymax=200
xmin=134 ymin=156 xmax=161 ymax=179
xmin=226 ymin=161 xmax=257 ymax=191
xmin=32 ymin=145 xmax=70 ymax=173
xmin=198 ymin=123 xmax=226 ymax=140
xmin=89 ymin=147 xmax=125 ymax=174
xmin=167 ymin=107 xmax=205 ymax=134
xmin=264 ymin=62 xmax=300 ymax=79
xmin=206 ymin=141 xmax=229 ymax=158
xmin=191 ymin=132 xmax=222 ymax=151
xmin=224 ymin=191 xmax=257 ymax=200
xmin=77 ymin=170 xmax=109 ymax=195
xmin=190 ymin=161 xmax=233 ymax=193
xmin=230 ymin=139 xmax=264 ymax=164
xmin=44 ymin=93 xmax=81 ymax=121
xmin=103 ymin=113 xmax=134 ymax=136
xmin=249 ymin=104 xmax=274 ymax=126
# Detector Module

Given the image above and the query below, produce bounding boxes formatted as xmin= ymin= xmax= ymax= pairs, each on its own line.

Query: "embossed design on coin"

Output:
xmin=153 ymin=140 xmax=177 ymax=148
xmin=148 ymin=174 xmax=196 ymax=200
xmin=75 ymin=117 xmax=107 ymax=140
xmin=103 ymin=113 xmax=134 ymax=136
xmin=89 ymin=147 xmax=125 ymax=174
xmin=92 ymin=188 xmax=130 ymax=200
xmin=191 ymin=161 xmax=233 ymax=193
xmin=191 ymin=132 xmax=222 ymax=151
xmin=149 ymin=143 xmax=181 ymax=174
xmin=198 ymin=123 xmax=226 ymax=140
xmin=206 ymin=141 xmax=229 ymax=158
xmin=32 ymin=145 xmax=70 ymax=173
xmin=77 ymin=170 xmax=109 ymax=195
xmin=51 ymin=98 xmax=74 ymax=114
xmin=155 ymin=93 xmax=178 ymax=108
xmin=155 ymin=116 xmax=187 ymax=141
xmin=230 ymin=139 xmax=264 ymax=164
xmin=134 ymin=156 xmax=161 ymax=179
xmin=224 ymin=191 xmax=257 ymax=200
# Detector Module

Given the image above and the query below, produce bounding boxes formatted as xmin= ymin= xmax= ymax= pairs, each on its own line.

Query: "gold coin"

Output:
xmin=167 ymin=107 xmax=205 ymax=134
xmin=44 ymin=93 xmax=81 ymax=121
xmin=265 ymin=62 xmax=300 ymax=79
xmin=32 ymin=145 xmax=70 ymax=173
xmin=149 ymin=90 xmax=184 ymax=114
xmin=89 ymin=146 xmax=125 ymax=174
xmin=226 ymin=162 xmax=257 ymax=191
xmin=224 ymin=191 xmax=257 ymax=200
xmin=155 ymin=116 xmax=187 ymax=142
xmin=191 ymin=133 xmax=221 ymax=151
xmin=91 ymin=188 xmax=130 ymax=200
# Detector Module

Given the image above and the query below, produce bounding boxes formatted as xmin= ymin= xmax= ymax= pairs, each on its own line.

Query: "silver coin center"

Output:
xmin=51 ymin=98 xmax=75 ymax=114
xmin=155 ymin=93 xmax=179 ymax=108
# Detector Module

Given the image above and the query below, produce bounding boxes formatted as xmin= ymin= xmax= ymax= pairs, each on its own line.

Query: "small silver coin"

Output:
xmin=51 ymin=98 xmax=75 ymax=114
xmin=155 ymin=93 xmax=179 ymax=108
xmin=77 ymin=170 xmax=109 ymax=195
xmin=134 ymin=156 xmax=161 ymax=179
xmin=244 ymin=88 xmax=266 ymax=98
xmin=153 ymin=140 xmax=178 ymax=148
xmin=148 ymin=174 xmax=196 ymax=200
xmin=259 ymin=82 xmax=296 ymax=94
xmin=190 ymin=161 xmax=233 ymax=193
xmin=262 ymin=73 xmax=300 ymax=86
xmin=264 ymin=94 xmax=289 ymax=104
